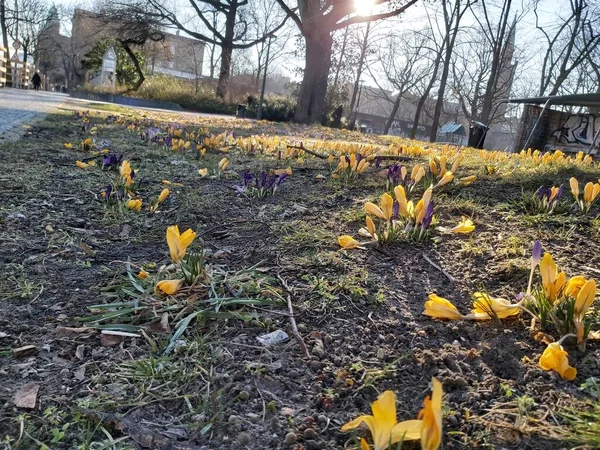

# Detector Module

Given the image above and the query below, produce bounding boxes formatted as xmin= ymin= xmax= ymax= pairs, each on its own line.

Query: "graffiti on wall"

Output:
xmin=549 ymin=113 xmax=599 ymax=149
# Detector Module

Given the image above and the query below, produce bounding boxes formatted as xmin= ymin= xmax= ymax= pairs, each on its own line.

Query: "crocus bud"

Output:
xmin=532 ymin=240 xmax=542 ymax=267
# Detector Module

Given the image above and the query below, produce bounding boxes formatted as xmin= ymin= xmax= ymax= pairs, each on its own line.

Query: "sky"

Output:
xmin=43 ymin=0 xmax=566 ymax=85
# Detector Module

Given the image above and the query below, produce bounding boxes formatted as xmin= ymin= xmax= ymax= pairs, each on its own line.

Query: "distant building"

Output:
xmin=36 ymin=8 xmax=204 ymax=89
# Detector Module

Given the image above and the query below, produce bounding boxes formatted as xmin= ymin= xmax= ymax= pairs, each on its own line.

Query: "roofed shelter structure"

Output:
xmin=508 ymin=93 xmax=600 ymax=154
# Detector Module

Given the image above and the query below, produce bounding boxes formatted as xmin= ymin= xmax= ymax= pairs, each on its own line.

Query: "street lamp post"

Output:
xmin=257 ymin=34 xmax=276 ymax=121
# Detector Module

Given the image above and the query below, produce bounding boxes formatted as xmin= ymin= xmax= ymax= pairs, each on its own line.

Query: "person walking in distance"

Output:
xmin=32 ymin=70 xmax=41 ymax=91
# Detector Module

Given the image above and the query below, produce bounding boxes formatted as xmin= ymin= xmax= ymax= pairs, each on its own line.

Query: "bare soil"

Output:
xmin=0 ymin=109 xmax=599 ymax=450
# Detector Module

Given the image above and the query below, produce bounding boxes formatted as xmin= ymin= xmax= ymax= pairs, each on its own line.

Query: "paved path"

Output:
xmin=0 ymin=88 xmax=69 ymax=140
xmin=0 ymin=87 xmax=238 ymax=141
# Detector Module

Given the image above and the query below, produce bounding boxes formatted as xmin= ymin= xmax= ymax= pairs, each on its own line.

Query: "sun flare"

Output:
xmin=355 ymin=0 xmax=376 ymax=16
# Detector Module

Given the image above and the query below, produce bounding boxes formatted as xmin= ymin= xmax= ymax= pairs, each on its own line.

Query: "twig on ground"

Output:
xmin=371 ymin=155 xmax=418 ymax=162
xmin=422 ymin=253 xmax=454 ymax=283
xmin=287 ymin=143 xmax=328 ymax=159
xmin=276 ymin=274 xmax=311 ymax=359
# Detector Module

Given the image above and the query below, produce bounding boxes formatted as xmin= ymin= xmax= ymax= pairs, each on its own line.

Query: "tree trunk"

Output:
xmin=0 ymin=0 xmax=10 ymax=86
xmin=348 ymin=20 xmax=372 ymax=114
xmin=122 ymin=43 xmax=145 ymax=92
xmin=294 ymin=30 xmax=333 ymax=124
xmin=479 ymin=0 xmax=512 ymax=126
xmin=216 ymin=0 xmax=237 ymax=99
xmin=384 ymin=93 xmax=403 ymax=134
xmin=216 ymin=43 xmax=233 ymax=99
xmin=331 ymin=27 xmax=349 ymax=94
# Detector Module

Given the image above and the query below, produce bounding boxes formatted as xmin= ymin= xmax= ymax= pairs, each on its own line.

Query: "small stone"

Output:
xmin=324 ymin=335 xmax=333 ymax=345
xmin=238 ymin=390 xmax=250 ymax=401
xmin=297 ymin=323 xmax=307 ymax=333
xmin=303 ymin=428 xmax=317 ymax=440
xmin=45 ymin=225 xmax=54 ymax=233
xmin=233 ymin=371 xmax=244 ymax=381
xmin=305 ymin=440 xmax=319 ymax=450
xmin=228 ymin=415 xmax=242 ymax=426
xmin=309 ymin=360 xmax=322 ymax=371
xmin=237 ymin=432 xmax=251 ymax=445
xmin=284 ymin=432 xmax=297 ymax=445
xmin=317 ymin=415 xmax=327 ymax=425
xmin=287 ymin=370 xmax=300 ymax=379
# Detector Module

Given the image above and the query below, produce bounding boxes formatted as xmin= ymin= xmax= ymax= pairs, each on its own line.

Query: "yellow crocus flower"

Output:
xmin=394 ymin=185 xmax=409 ymax=218
xmin=539 ymin=253 xmax=567 ymax=302
xmin=126 ymin=199 xmax=142 ymax=211
xmin=564 ymin=276 xmax=586 ymax=298
xmin=76 ymin=160 xmax=91 ymax=169
xmin=470 ymin=292 xmax=520 ymax=319
xmin=422 ymin=188 xmax=433 ymax=209
xmin=356 ymin=159 xmax=369 ymax=173
xmin=155 ymin=279 xmax=184 ymax=295
xmin=438 ymin=217 xmax=475 ymax=234
xmin=423 ymin=294 xmax=464 ymax=320
xmin=419 ymin=378 xmax=443 ymax=450
xmin=569 ymin=177 xmax=579 ymax=198
xmin=451 ymin=155 xmax=462 ymax=173
xmin=458 ymin=175 xmax=477 ymax=185
xmin=218 ymin=157 xmax=229 ymax=171
xmin=138 ymin=270 xmax=149 ymax=279
xmin=429 ymin=159 xmax=438 ymax=176
xmin=411 ymin=165 xmax=425 ymax=184
xmin=341 ymin=390 xmax=422 ymax=450
xmin=583 ymin=182 xmax=600 ymax=204
xmin=435 ymin=171 xmax=454 ymax=188
xmin=199 ymin=168 xmax=208 ymax=177
xmin=380 ymin=193 xmax=394 ymax=222
xmin=157 ymin=188 xmax=170 ymax=204
xmin=166 ymin=225 xmax=197 ymax=263
xmin=338 ymin=235 xmax=361 ymax=249
xmin=366 ymin=216 xmax=377 ymax=238
xmin=64 ymin=143 xmax=73 ymax=149
xmin=574 ymin=278 xmax=596 ymax=317
xmin=120 ymin=160 xmax=132 ymax=178
xmin=539 ymin=342 xmax=577 ymax=381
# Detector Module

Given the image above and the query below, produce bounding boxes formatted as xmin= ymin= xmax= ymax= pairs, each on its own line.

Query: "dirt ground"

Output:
xmin=0 ymin=107 xmax=599 ymax=450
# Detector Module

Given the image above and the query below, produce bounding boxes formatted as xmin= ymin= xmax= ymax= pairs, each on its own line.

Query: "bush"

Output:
xmin=134 ymin=76 xmax=236 ymax=115
xmin=249 ymin=95 xmax=297 ymax=122
xmin=76 ymin=75 xmax=298 ymax=120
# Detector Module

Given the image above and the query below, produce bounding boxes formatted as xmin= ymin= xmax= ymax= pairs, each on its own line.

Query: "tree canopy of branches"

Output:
xmin=115 ymin=0 xmax=290 ymax=99
xmin=82 ymin=38 xmax=147 ymax=86
xmin=274 ymin=0 xmax=419 ymax=124
xmin=535 ymin=0 xmax=600 ymax=96
xmin=94 ymin=4 xmax=166 ymax=91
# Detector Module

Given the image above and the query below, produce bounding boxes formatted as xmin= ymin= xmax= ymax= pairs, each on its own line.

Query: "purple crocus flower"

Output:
xmin=532 ymin=240 xmax=542 ymax=266
xmin=103 ymin=154 xmax=123 ymax=169
xmin=387 ymin=164 xmax=406 ymax=188
xmin=421 ymin=201 xmax=435 ymax=230
xmin=392 ymin=201 xmax=400 ymax=220
xmin=275 ymin=174 xmax=287 ymax=186
xmin=536 ymin=186 xmax=546 ymax=201
xmin=104 ymin=184 xmax=112 ymax=201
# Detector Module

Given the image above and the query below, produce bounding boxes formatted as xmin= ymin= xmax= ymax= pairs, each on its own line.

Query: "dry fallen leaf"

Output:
xmin=14 ymin=382 xmax=40 ymax=409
